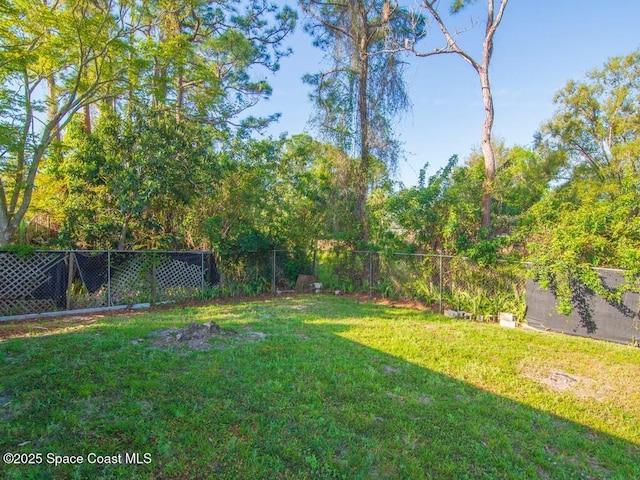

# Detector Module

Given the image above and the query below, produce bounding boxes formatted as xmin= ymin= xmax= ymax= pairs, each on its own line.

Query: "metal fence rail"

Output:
xmin=0 ymin=250 xmax=218 ymax=317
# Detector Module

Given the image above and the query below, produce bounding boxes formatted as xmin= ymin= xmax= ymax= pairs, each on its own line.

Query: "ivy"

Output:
xmin=522 ymin=49 xmax=640 ymax=315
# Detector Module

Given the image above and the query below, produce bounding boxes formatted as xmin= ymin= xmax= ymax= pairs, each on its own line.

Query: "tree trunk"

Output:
xmin=1 ymin=140 xmax=50 ymax=246
xmin=357 ymin=53 xmax=370 ymax=244
xmin=48 ymin=76 xmax=61 ymax=143
xmin=356 ymin=2 xmax=370 ymax=245
xmin=1 ymin=78 xmax=58 ymax=246
xmin=479 ymin=65 xmax=495 ymax=231
xmin=83 ymin=104 xmax=92 ymax=134
xmin=118 ymin=218 xmax=129 ymax=250
xmin=0 ymin=224 xmax=14 ymax=247
xmin=418 ymin=0 xmax=508 ymax=234
xmin=0 ymin=208 xmax=24 ymax=247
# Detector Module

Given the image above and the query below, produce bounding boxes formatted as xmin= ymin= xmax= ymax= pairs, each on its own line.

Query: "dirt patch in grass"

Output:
xmin=344 ymin=293 xmax=434 ymax=311
xmin=521 ymin=366 xmax=612 ymax=402
xmin=0 ymin=295 xmax=277 ymax=341
xmin=147 ymin=321 xmax=267 ymax=351
xmin=382 ymin=364 xmax=402 ymax=374
xmin=0 ymin=293 xmax=432 ymax=342
xmin=0 ymin=315 xmax=108 ymax=340
xmin=520 ymin=358 xmax=640 ymax=409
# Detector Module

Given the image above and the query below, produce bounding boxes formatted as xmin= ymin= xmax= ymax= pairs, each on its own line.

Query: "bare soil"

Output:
xmin=148 ymin=321 xmax=234 ymax=350
xmin=147 ymin=321 xmax=268 ymax=351
xmin=520 ymin=366 xmax=612 ymax=402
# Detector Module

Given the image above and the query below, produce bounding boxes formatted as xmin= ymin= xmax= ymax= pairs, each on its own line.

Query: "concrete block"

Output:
xmin=499 ymin=312 xmax=516 ymax=328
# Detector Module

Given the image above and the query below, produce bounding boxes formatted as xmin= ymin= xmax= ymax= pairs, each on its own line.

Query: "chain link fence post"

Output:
xmin=107 ymin=251 xmax=112 ymax=307
xmin=439 ymin=254 xmax=443 ymax=313
xmin=272 ymin=250 xmax=276 ymax=293
xmin=66 ymin=251 xmax=75 ymax=311
xmin=201 ymin=251 xmax=205 ymax=300
xmin=369 ymin=251 xmax=373 ymax=299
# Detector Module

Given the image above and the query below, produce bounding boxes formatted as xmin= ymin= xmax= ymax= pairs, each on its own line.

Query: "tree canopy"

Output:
xmin=301 ymin=0 xmax=423 ymax=243
xmin=1 ymin=0 xmax=639 ymax=322
xmin=0 ymin=0 xmax=295 ymax=246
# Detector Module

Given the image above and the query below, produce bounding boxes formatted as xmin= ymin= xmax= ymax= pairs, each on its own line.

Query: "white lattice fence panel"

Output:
xmin=0 ymin=252 xmax=65 ymax=315
xmin=109 ymin=255 xmax=147 ymax=305
xmin=0 ymin=250 xmax=213 ymax=315
xmin=156 ymin=258 xmax=201 ymax=289
xmin=155 ymin=257 xmax=202 ymax=299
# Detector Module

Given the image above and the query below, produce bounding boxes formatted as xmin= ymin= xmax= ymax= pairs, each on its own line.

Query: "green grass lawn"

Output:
xmin=1 ymin=295 xmax=639 ymax=479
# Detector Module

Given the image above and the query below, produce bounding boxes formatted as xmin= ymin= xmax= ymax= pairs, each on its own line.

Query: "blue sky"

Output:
xmin=252 ymin=1 xmax=640 ymax=187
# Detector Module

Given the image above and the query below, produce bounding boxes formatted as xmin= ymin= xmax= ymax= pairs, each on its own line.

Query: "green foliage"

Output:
xmin=0 ymin=0 xmax=132 ymax=245
xmin=0 ymin=0 xmax=296 ymax=246
xmin=450 ymin=0 xmax=477 ymax=14
xmin=133 ymin=0 xmax=295 ymax=130
xmin=464 ymin=236 xmax=502 ymax=266
xmin=203 ymin=137 xmax=286 ymax=257
xmin=387 ymin=155 xmax=458 ymax=250
xmin=386 ymin=143 xmax=557 ymax=257
xmin=278 ymin=135 xmax=363 ymax=247
xmin=56 ymin=106 xmax=216 ymax=249
xmin=315 ymin=250 xmax=368 ymax=293
xmin=301 ymin=0 xmax=425 ymax=241
xmin=376 ymin=255 xmax=441 ymax=303
xmin=543 ymin=49 xmax=640 ymax=184
xmin=443 ymin=258 xmax=527 ymax=319
xmin=523 ymin=186 xmax=640 ymax=314
xmin=204 ymin=134 xmax=377 ymax=260
xmin=522 ymin=49 xmax=640 ymax=315
xmin=492 ymin=146 xmax=565 ymax=234
xmin=0 ymin=244 xmax=36 ymax=259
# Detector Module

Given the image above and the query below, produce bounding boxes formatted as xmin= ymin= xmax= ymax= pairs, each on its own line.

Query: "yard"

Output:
xmin=1 ymin=295 xmax=639 ymax=479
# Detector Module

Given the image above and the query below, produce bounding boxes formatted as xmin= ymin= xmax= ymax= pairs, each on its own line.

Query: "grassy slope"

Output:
xmin=1 ymin=295 xmax=639 ymax=479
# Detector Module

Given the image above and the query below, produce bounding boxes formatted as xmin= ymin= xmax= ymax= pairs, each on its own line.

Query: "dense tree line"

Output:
xmin=0 ymin=0 xmax=295 ymax=246
xmin=1 ymin=1 xmax=638 ymax=307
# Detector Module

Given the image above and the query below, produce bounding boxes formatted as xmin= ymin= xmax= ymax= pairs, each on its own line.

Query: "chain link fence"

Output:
xmin=214 ymin=251 xmax=272 ymax=297
xmin=1 ymin=250 xmax=218 ymax=317
xmin=5 ymin=248 xmax=636 ymax=343
xmin=1 ymin=248 xmax=527 ymax=321
xmin=268 ymin=249 xmax=528 ymax=321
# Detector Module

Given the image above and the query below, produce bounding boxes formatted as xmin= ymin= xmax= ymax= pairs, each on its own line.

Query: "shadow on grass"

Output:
xmin=0 ymin=296 xmax=639 ymax=479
